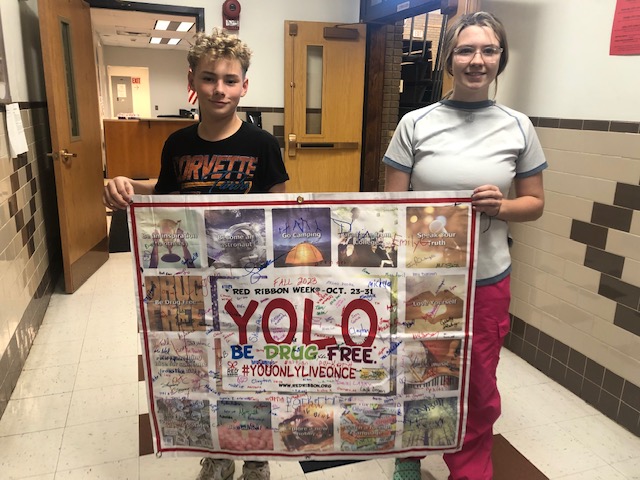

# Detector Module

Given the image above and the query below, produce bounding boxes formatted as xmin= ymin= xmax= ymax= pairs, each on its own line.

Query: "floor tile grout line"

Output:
xmin=51 ymin=280 xmax=100 ymax=479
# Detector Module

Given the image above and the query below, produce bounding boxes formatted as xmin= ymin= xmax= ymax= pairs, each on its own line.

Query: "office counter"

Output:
xmin=103 ymin=118 xmax=197 ymax=179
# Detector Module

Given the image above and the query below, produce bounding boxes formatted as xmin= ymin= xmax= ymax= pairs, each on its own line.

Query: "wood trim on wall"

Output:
xmin=361 ymin=23 xmax=387 ymax=192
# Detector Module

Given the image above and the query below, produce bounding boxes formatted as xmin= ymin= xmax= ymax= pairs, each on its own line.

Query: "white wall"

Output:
xmin=1 ymin=0 xmax=45 ymax=102
xmin=9 ymin=0 xmax=638 ymax=120
xmin=129 ymin=0 xmax=361 ymax=107
xmin=103 ymin=46 xmax=190 ymax=117
xmin=485 ymin=0 xmax=640 ymax=122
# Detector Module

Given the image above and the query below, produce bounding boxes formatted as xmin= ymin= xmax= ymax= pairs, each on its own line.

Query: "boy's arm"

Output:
xmin=103 ymin=176 xmax=156 ymax=210
xmin=268 ymin=183 xmax=286 ymax=193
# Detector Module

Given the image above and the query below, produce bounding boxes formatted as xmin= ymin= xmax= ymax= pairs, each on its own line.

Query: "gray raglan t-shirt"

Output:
xmin=383 ymin=99 xmax=547 ymax=285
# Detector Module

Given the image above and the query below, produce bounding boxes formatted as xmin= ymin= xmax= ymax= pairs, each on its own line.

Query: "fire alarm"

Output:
xmin=222 ymin=0 xmax=241 ymax=30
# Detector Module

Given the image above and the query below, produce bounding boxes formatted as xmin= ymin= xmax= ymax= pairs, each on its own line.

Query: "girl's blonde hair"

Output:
xmin=187 ymin=28 xmax=252 ymax=75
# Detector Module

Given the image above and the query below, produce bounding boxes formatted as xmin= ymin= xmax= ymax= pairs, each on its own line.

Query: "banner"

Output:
xmin=129 ymin=191 xmax=478 ymax=460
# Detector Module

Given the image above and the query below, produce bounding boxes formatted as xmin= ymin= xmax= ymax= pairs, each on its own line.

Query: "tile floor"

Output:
xmin=1 ymin=252 xmax=639 ymax=480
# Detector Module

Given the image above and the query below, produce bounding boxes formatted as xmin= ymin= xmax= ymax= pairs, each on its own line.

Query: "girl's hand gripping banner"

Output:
xmin=128 ymin=191 xmax=479 ymax=460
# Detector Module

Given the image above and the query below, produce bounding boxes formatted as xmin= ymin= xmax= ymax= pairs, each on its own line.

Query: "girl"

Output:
xmin=384 ymin=11 xmax=547 ymax=480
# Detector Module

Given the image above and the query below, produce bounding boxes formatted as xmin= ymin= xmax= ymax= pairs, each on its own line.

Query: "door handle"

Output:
xmin=288 ymin=134 xmax=358 ymax=158
xmin=288 ymin=134 xmax=297 ymax=157
xmin=47 ymin=149 xmax=78 ymax=164
xmin=297 ymin=142 xmax=358 ymax=149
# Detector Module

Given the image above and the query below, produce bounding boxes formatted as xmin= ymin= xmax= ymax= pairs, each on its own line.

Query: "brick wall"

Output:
xmin=377 ymin=22 xmax=404 ymax=192
xmin=507 ymin=119 xmax=640 ymax=436
xmin=0 ymin=105 xmax=62 ymax=418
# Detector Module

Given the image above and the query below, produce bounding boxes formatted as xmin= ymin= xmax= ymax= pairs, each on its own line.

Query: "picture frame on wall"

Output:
xmin=0 ymin=13 xmax=11 ymax=103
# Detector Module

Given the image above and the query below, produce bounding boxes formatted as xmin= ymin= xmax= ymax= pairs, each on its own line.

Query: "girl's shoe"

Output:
xmin=392 ymin=458 xmax=422 ymax=480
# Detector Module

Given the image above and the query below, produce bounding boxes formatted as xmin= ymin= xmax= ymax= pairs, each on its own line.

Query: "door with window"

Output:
xmin=111 ymin=76 xmax=134 ymax=117
xmin=38 ymin=0 xmax=108 ymax=292
xmin=284 ymin=21 xmax=366 ymax=193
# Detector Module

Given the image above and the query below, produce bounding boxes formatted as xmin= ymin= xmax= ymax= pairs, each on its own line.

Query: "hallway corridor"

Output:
xmin=1 ymin=253 xmax=639 ymax=479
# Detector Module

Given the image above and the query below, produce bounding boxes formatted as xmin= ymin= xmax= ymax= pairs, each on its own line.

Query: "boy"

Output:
xmin=103 ymin=29 xmax=288 ymax=480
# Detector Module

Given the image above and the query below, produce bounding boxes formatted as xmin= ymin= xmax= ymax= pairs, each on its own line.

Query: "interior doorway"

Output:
xmin=107 ymin=66 xmax=151 ymax=118
xmin=88 ymin=1 xmax=203 ymax=118
xmin=399 ymin=12 xmax=449 ymax=119
xmin=360 ymin=8 xmax=449 ymax=192
xmin=85 ymin=1 xmax=204 ymax=176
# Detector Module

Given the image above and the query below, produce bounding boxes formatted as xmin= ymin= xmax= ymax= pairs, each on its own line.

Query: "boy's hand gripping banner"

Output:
xmin=128 ymin=191 xmax=478 ymax=460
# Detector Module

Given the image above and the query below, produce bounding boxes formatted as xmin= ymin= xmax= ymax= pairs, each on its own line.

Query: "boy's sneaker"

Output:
xmin=392 ymin=458 xmax=421 ymax=480
xmin=239 ymin=461 xmax=270 ymax=480
xmin=196 ymin=458 xmax=235 ymax=480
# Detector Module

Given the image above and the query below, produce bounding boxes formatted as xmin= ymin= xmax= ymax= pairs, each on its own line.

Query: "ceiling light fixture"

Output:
xmin=150 ymin=37 xmax=162 ymax=44
xmin=177 ymin=22 xmax=194 ymax=32
xmin=154 ymin=20 xmax=170 ymax=31
xmin=168 ymin=38 xmax=181 ymax=45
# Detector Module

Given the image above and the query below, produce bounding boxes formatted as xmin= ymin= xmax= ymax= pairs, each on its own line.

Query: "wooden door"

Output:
xmin=39 ymin=0 xmax=109 ymax=293
xmin=284 ymin=21 xmax=366 ymax=193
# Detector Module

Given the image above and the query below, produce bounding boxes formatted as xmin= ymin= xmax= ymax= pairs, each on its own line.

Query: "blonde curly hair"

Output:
xmin=187 ymin=28 xmax=252 ymax=75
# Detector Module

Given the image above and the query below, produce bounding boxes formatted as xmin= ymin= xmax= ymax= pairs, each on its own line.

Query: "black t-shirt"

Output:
xmin=154 ymin=121 xmax=289 ymax=194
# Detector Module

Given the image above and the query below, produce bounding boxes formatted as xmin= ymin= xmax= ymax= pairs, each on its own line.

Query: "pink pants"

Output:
xmin=442 ymin=275 xmax=511 ymax=480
